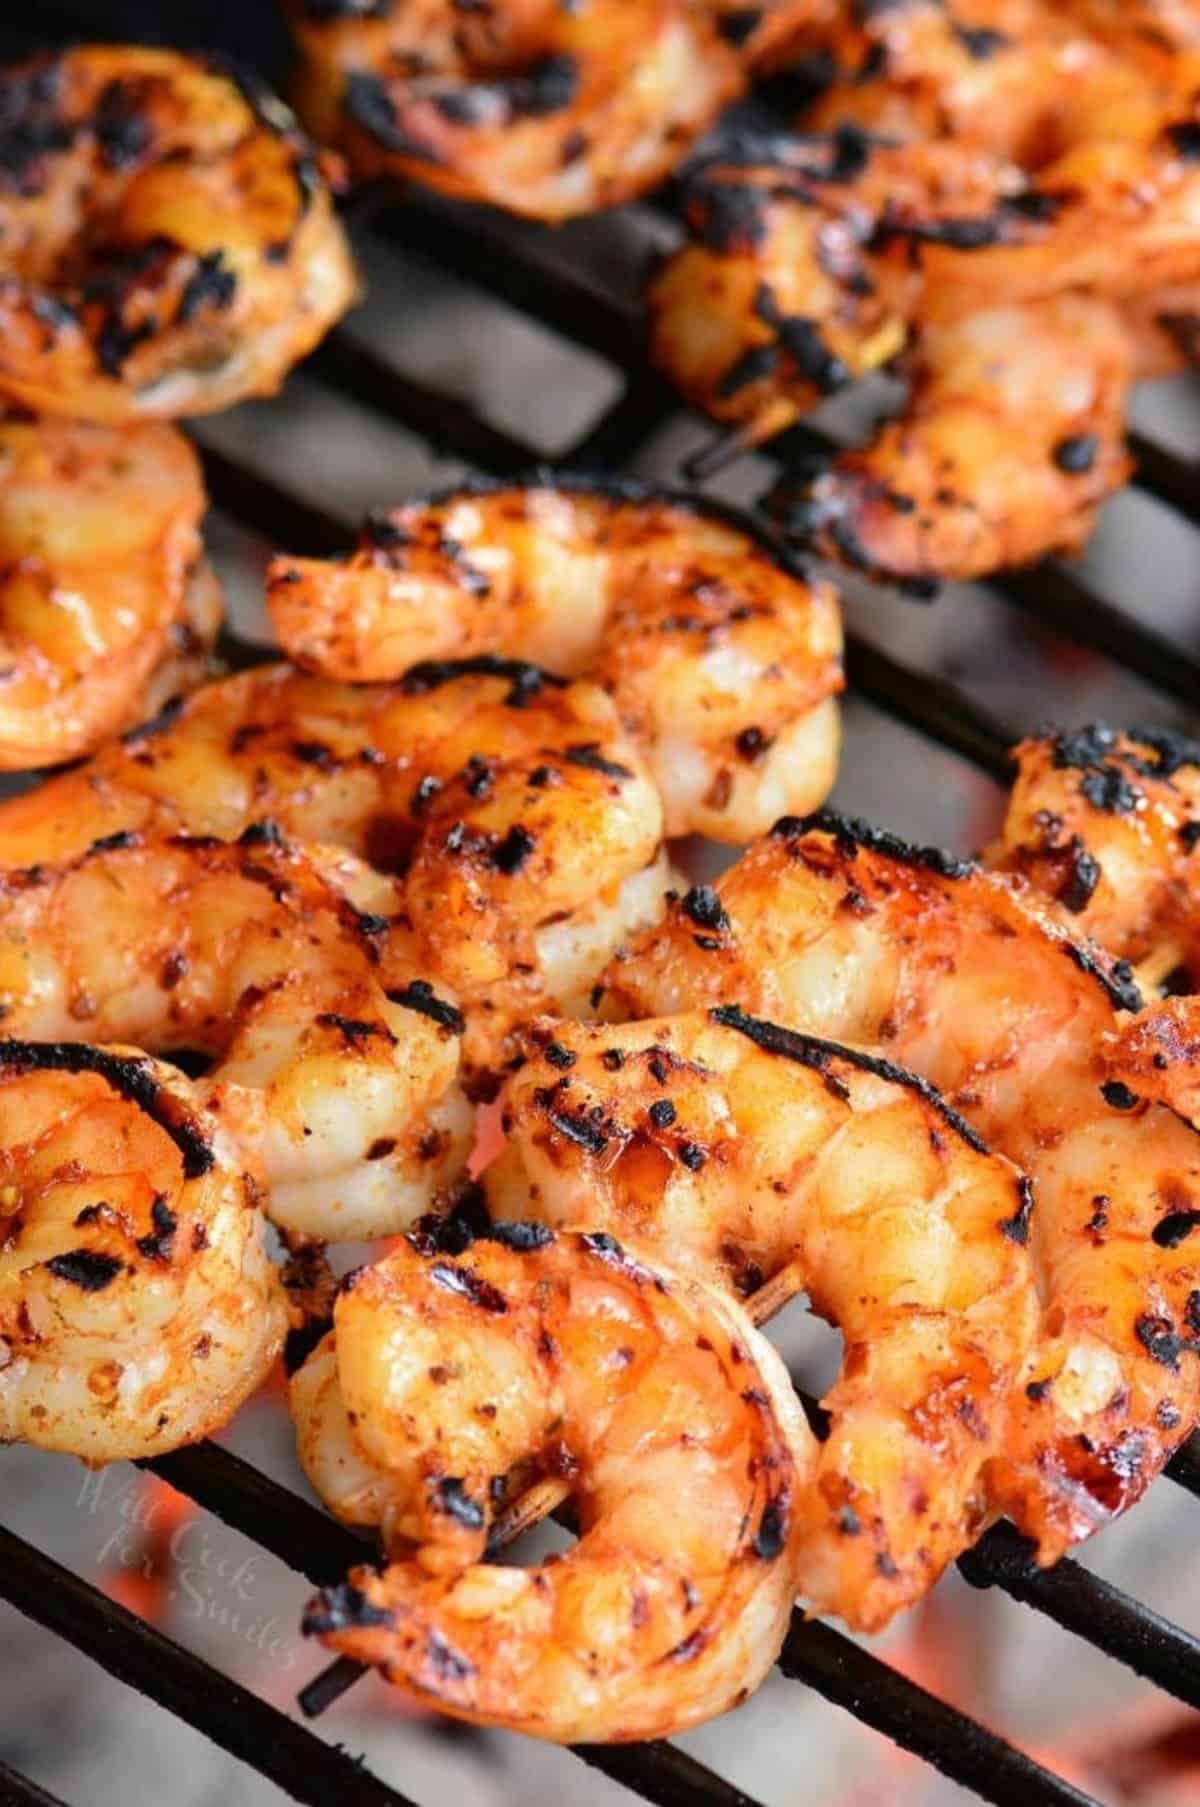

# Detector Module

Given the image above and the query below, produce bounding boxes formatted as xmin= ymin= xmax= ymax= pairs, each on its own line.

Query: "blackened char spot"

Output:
xmin=401 ymin=654 xmax=566 ymax=708
xmin=303 ymin=1582 xmax=393 ymax=1635
xmin=434 ymin=1477 xmax=485 ymax=1530
xmin=343 ymin=71 xmax=439 ymax=160
xmin=485 ymin=1220 xmax=554 ymax=1252
xmin=776 ymin=808 xmax=976 ymax=880
xmin=490 ymin=824 xmax=536 ymax=875
xmin=718 ymin=8 xmax=764 ymax=46
xmin=564 ymin=743 xmax=633 ymax=781
xmin=711 ymin=1004 xmax=992 ymax=1155
xmin=386 ymin=980 xmax=465 ymax=1035
xmin=752 ymin=1499 xmax=788 ymax=1560
xmin=430 ymin=1260 xmax=508 ymax=1314
xmin=1052 ymin=434 xmax=1098 ymax=475
xmin=45 ymin=1249 xmax=123 ymax=1291
xmin=135 ymin=1196 xmax=178 ymax=1261
xmin=426 ymin=1628 xmax=477 ymax=1682
xmin=0 ymin=1041 xmax=214 ymax=1176
xmin=1153 ymin=1209 xmax=1200 ymax=1249
xmin=548 ymin=1108 xmax=609 ymax=1156
xmin=178 ymin=251 xmax=237 ymax=324
xmin=716 ymin=343 xmax=779 ymax=398
xmin=999 ymin=1176 xmax=1035 ymax=1246
xmin=681 ymin=885 xmax=730 ymax=932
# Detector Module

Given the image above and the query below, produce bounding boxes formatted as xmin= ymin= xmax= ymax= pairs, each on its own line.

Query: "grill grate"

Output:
xmin=3 ymin=16 xmax=1200 ymax=1807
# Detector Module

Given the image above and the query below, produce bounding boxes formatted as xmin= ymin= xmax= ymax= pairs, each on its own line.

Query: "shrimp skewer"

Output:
xmin=0 ymin=660 xmax=668 ymax=1085
xmin=0 ymin=829 xmax=472 ymax=1242
xmin=598 ymin=813 xmax=1200 ymax=1562
xmin=0 ymin=47 xmax=356 ymax=421
xmin=284 ymin=0 xmax=818 ymax=222
xmin=486 ymin=1008 xmax=1040 ymax=1632
xmin=0 ymin=415 xmax=220 ymax=770
xmin=267 ymin=477 xmax=844 ymax=842
xmin=294 ymin=1224 xmax=815 ymax=1741
xmin=0 ymin=1042 xmax=284 ymax=1461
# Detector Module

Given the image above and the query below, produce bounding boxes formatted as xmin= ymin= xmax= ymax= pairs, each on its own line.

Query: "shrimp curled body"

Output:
xmin=0 ymin=831 xmax=472 ymax=1242
xmin=0 ymin=47 xmax=357 ymax=420
xmin=598 ymin=814 xmax=1200 ymax=1561
xmin=0 ymin=1042 xmax=284 ymax=1460
xmin=267 ymin=479 xmax=844 ymax=843
xmin=0 ymin=415 xmax=220 ymax=770
xmin=296 ymin=1224 xmax=814 ymax=1742
xmin=0 ymin=660 xmax=668 ymax=1085
xmin=487 ymin=1008 xmax=1039 ymax=1631
xmin=284 ymin=0 xmax=817 ymax=222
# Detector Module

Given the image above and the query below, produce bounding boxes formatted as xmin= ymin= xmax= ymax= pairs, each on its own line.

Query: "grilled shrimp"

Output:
xmin=0 ymin=415 xmax=219 ymax=771
xmin=0 ymin=1041 xmax=284 ymax=1461
xmin=1050 ymin=0 xmax=1200 ymax=49
xmin=486 ymin=1009 xmax=1038 ymax=1631
xmin=768 ymin=296 xmax=1133 ymax=585
xmin=647 ymin=130 xmax=1027 ymax=444
xmin=599 ymin=813 xmax=1200 ymax=1562
xmin=0 ymin=660 xmax=666 ymax=1084
xmin=267 ymin=478 xmax=844 ymax=842
xmin=990 ymin=723 xmax=1200 ymax=981
xmin=295 ymin=1224 xmax=813 ymax=1740
xmin=0 ymin=47 xmax=356 ymax=421
xmin=796 ymin=0 xmax=1181 ymax=165
xmin=284 ymin=0 xmax=814 ymax=223
xmin=0 ymin=829 xmax=472 ymax=1242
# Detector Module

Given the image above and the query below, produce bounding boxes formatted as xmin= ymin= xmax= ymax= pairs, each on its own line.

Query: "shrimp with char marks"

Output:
xmin=598 ymin=813 xmax=1200 ymax=1562
xmin=267 ymin=478 xmax=844 ymax=842
xmin=793 ymin=0 xmax=1190 ymax=165
xmin=768 ymin=295 xmax=1134 ymax=586
xmin=647 ymin=130 xmax=1030 ymax=449
xmin=283 ymin=0 xmax=818 ymax=222
xmin=486 ymin=1008 xmax=1039 ymax=1631
xmin=0 ymin=659 xmax=668 ymax=1086
xmin=0 ymin=1042 xmax=284 ymax=1461
xmin=0 ymin=415 xmax=220 ymax=771
xmin=295 ymin=1224 xmax=814 ymax=1741
xmin=989 ymin=722 xmax=1200 ymax=984
xmin=0 ymin=829 xmax=472 ymax=1243
xmin=0 ymin=46 xmax=356 ymax=421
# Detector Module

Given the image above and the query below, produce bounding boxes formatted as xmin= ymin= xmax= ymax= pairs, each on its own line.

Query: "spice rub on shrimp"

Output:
xmin=767 ymin=295 xmax=1134 ymax=586
xmin=296 ymin=1224 xmax=814 ymax=1741
xmin=284 ymin=0 xmax=816 ymax=223
xmin=0 ymin=415 xmax=219 ymax=771
xmin=267 ymin=478 xmax=844 ymax=842
xmin=598 ymin=813 xmax=1200 ymax=1563
xmin=0 ymin=1041 xmax=284 ymax=1461
xmin=647 ymin=129 xmax=1029 ymax=447
xmin=0 ymin=660 xmax=667 ymax=1085
xmin=0 ymin=47 xmax=356 ymax=421
xmin=794 ymin=0 xmax=1184 ymax=166
xmin=989 ymin=722 xmax=1200 ymax=983
xmin=0 ymin=829 xmax=472 ymax=1242
xmin=486 ymin=1008 xmax=1039 ymax=1631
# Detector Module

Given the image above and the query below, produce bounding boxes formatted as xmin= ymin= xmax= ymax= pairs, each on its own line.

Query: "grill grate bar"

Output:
xmin=779 ymin=1614 xmax=1100 ymax=1807
xmin=0 ymin=1758 xmax=73 ymax=1807
xmin=961 ymin=1525 xmax=1200 ymax=1710
xmin=382 ymin=195 xmax=1200 ymax=708
xmin=1129 ymin=430 xmax=1200 ymax=525
xmin=1167 ymin=1436 xmax=1200 ymax=1496
xmin=0 ymin=1524 xmax=419 ymax=1807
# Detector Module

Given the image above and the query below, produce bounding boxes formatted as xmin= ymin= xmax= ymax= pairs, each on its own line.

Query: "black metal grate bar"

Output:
xmin=961 ymin=1525 xmax=1200 ymax=1710
xmin=0 ymin=1525 xmax=419 ymax=1807
xmin=1129 ymin=430 xmax=1200 ymax=525
xmin=0 ymin=1758 xmax=72 ymax=1807
xmin=1167 ymin=1436 xmax=1200 ymax=1497
xmin=779 ymin=1615 xmax=1099 ymax=1807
